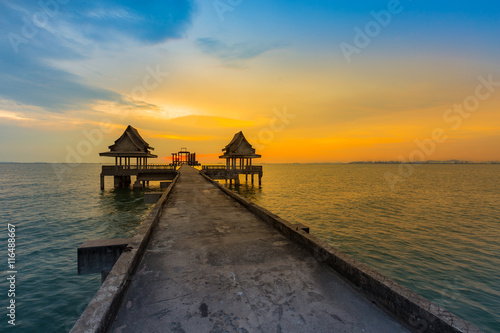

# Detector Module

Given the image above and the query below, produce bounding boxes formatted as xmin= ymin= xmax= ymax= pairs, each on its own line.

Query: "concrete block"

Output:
xmin=144 ymin=192 xmax=163 ymax=204
xmin=77 ymin=238 xmax=130 ymax=275
xmin=293 ymin=223 xmax=310 ymax=233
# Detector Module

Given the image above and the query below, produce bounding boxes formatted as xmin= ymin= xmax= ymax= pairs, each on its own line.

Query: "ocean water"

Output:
xmin=0 ymin=163 xmax=499 ymax=332
xmin=229 ymin=164 xmax=500 ymax=333
xmin=0 ymin=163 xmax=155 ymax=332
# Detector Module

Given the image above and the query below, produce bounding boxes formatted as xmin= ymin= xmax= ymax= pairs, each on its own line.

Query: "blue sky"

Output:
xmin=1 ymin=0 xmax=499 ymax=162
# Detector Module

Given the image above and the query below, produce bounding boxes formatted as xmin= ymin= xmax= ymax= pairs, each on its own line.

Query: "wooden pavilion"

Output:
xmin=100 ymin=125 xmax=157 ymax=168
xmin=220 ymin=131 xmax=261 ymax=170
xmin=202 ymin=131 xmax=263 ymax=185
xmin=99 ymin=125 xmax=176 ymax=189
xmin=171 ymin=148 xmax=200 ymax=167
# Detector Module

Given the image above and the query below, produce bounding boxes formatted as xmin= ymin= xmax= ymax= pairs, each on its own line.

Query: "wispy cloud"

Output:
xmin=195 ymin=38 xmax=286 ymax=67
xmin=0 ymin=0 xmax=194 ymax=112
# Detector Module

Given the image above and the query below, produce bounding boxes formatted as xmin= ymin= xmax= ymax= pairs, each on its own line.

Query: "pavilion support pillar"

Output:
xmin=251 ymin=174 xmax=254 ymax=185
xmin=259 ymin=174 xmax=262 ymax=186
xmin=100 ymin=174 xmax=105 ymax=190
xmin=114 ymin=176 xmax=131 ymax=188
xmin=114 ymin=176 xmax=122 ymax=188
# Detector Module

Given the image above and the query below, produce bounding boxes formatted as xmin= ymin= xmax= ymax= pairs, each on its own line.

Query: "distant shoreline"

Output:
xmin=347 ymin=160 xmax=500 ymax=164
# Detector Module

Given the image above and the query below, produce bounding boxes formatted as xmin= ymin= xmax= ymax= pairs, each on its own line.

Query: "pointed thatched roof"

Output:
xmin=219 ymin=131 xmax=261 ymax=159
xmin=100 ymin=125 xmax=157 ymax=158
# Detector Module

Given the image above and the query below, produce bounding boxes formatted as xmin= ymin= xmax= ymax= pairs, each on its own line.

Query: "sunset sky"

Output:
xmin=1 ymin=0 xmax=500 ymax=163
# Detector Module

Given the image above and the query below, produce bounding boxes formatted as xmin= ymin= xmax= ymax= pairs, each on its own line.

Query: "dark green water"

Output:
xmin=228 ymin=164 xmax=500 ymax=333
xmin=0 ymin=164 xmax=155 ymax=332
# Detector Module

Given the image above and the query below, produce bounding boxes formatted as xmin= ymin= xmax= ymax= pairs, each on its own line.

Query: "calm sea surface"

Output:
xmin=0 ymin=164 xmax=155 ymax=332
xmin=0 ymin=163 xmax=499 ymax=332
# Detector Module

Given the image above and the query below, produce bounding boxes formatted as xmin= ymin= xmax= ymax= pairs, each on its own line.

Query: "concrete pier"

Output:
xmin=107 ymin=166 xmax=407 ymax=332
xmin=72 ymin=165 xmax=482 ymax=333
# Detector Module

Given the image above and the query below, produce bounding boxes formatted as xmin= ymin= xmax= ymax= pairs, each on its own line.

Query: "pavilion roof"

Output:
xmin=219 ymin=131 xmax=261 ymax=159
xmin=99 ymin=125 xmax=157 ymax=158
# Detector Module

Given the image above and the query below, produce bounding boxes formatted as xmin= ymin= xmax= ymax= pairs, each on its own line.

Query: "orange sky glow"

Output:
xmin=1 ymin=1 xmax=499 ymax=163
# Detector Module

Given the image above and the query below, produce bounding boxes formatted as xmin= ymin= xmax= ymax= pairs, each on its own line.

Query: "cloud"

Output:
xmin=64 ymin=0 xmax=195 ymax=44
xmin=195 ymin=38 xmax=285 ymax=67
xmin=0 ymin=0 xmax=194 ymax=112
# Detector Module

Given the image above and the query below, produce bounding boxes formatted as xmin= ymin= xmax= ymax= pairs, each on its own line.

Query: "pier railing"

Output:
xmin=202 ymin=165 xmax=262 ymax=172
xmin=201 ymin=165 xmax=263 ymax=184
xmin=102 ymin=164 xmax=176 ymax=172
xmin=101 ymin=164 xmax=177 ymax=177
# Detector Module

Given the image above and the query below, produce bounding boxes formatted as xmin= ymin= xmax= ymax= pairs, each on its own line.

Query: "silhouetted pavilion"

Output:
xmin=99 ymin=125 xmax=175 ymax=189
xmin=219 ymin=131 xmax=261 ymax=170
xmin=100 ymin=125 xmax=157 ymax=168
xmin=201 ymin=131 xmax=263 ymax=185
xmin=171 ymin=148 xmax=200 ymax=167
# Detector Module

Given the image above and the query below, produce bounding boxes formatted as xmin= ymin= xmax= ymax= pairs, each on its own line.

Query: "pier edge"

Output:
xmin=200 ymin=172 xmax=483 ymax=333
xmin=70 ymin=174 xmax=179 ymax=333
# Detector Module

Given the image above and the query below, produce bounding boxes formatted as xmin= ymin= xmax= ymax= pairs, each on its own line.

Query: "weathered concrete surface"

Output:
xmin=109 ymin=166 xmax=408 ymax=332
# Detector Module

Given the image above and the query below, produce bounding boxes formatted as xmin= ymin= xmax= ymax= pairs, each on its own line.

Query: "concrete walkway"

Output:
xmin=109 ymin=166 xmax=408 ymax=333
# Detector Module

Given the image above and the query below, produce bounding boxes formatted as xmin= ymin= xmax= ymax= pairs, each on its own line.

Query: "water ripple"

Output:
xmin=0 ymin=164 xmax=154 ymax=332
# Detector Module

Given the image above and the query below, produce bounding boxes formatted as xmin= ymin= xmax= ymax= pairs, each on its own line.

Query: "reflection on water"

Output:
xmin=226 ymin=181 xmax=263 ymax=202
xmin=99 ymin=188 xmax=153 ymax=238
